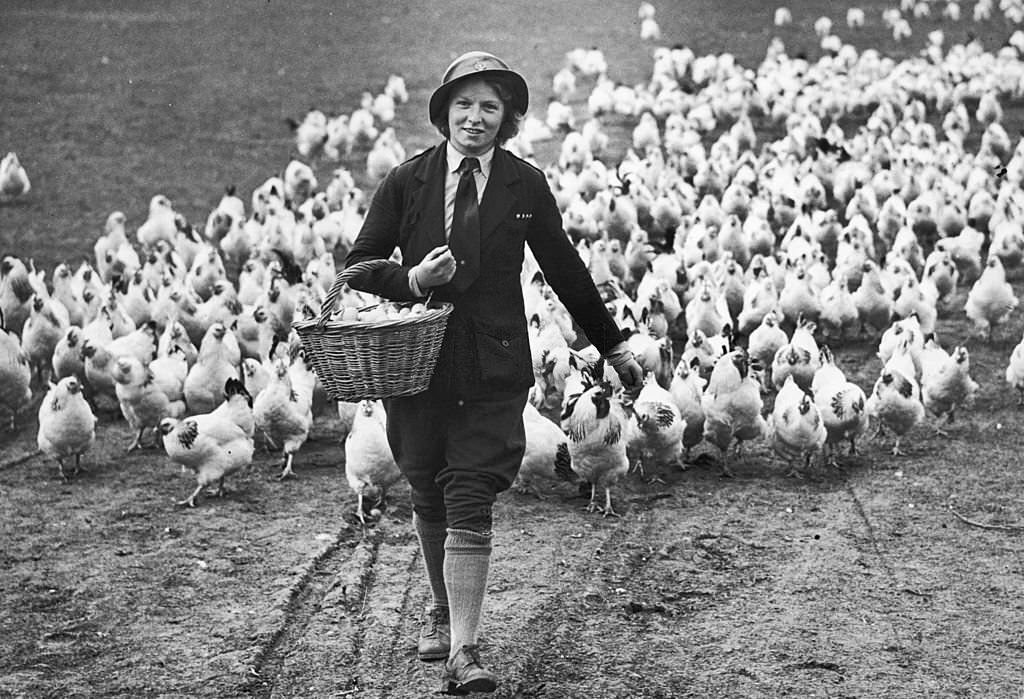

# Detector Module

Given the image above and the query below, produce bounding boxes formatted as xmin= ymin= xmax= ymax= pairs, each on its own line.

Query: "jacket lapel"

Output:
xmin=409 ymin=144 xmax=448 ymax=250
xmin=479 ymin=147 xmax=520 ymax=245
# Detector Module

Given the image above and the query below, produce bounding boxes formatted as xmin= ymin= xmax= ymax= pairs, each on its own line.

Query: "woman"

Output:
xmin=344 ymin=50 xmax=642 ymax=695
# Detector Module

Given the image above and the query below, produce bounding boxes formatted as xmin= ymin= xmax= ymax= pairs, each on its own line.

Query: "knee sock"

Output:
xmin=413 ymin=512 xmax=449 ymax=609
xmin=444 ymin=528 xmax=493 ymax=657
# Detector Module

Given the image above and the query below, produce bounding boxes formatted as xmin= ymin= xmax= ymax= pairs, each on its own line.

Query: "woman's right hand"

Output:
xmin=413 ymin=244 xmax=457 ymax=288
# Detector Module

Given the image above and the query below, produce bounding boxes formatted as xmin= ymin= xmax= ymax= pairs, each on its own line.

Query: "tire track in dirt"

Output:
xmin=259 ymin=514 xmax=428 ymax=699
xmin=241 ymin=523 xmax=372 ymax=699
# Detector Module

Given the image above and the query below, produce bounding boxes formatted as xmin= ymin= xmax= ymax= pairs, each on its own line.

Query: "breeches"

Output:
xmin=384 ymin=388 xmax=528 ymax=533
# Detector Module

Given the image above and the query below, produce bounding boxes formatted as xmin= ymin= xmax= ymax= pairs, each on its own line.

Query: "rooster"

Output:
xmin=37 ymin=377 xmax=96 ymax=481
xmin=701 ymin=348 xmax=767 ymax=477
xmin=513 ymin=400 xmax=576 ymax=497
xmin=344 ymin=399 xmax=400 ymax=524
xmin=561 ymin=358 xmax=631 ymax=517
xmin=769 ymin=375 xmax=827 ymax=476
xmin=811 ymin=346 xmax=869 ymax=462
xmin=160 ymin=378 xmax=255 ymax=507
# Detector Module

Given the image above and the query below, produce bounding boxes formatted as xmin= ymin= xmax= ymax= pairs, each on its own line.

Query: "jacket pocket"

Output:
xmin=474 ymin=323 xmax=533 ymax=394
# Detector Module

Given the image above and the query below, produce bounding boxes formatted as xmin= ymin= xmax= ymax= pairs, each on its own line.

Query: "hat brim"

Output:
xmin=428 ymin=69 xmax=529 ymax=126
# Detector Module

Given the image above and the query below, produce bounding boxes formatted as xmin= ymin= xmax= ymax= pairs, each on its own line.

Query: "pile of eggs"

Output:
xmin=331 ymin=301 xmax=431 ymax=323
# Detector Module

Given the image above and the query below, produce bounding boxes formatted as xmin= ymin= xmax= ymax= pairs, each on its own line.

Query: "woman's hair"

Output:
xmin=433 ymin=77 xmax=523 ymax=145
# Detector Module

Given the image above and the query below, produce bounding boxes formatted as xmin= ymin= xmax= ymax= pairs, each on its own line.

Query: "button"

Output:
xmin=459 ymin=260 xmax=465 ymax=265
xmin=501 ymin=339 xmax=510 ymax=347
xmin=457 ymin=400 xmax=465 ymax=407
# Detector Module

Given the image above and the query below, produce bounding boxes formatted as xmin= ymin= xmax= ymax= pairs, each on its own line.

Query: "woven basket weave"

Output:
xmin=292 ymin=259 xmax=453 ymax=401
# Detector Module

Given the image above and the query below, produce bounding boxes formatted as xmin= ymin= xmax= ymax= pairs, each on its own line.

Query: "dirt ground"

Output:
xmin=3 ymin=1 xmax=1024 ymax=698
xmin=3 ymin=319 xmax=1024 ymax=698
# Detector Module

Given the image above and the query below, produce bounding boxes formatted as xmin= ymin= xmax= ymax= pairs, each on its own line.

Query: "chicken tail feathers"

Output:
xmin=554 ymin=442 xmax=575 ymax=482
xmin=272 ymin=248 xmax=305 ymax=285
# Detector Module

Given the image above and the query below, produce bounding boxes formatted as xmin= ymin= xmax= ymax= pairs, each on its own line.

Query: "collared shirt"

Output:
xmin=409 ymin=142 xmax=494 ymax=297
xmin=444 ymin=141 xmax=492 ymax=240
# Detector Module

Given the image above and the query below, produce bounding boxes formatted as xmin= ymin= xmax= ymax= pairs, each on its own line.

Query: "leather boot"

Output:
xmin=440 ymin=644 xmax=497 ymax=695
xmin=417 ymin=606 xmax=450 ymax=662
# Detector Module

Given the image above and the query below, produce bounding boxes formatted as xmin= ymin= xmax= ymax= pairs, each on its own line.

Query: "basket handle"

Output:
xmin=318 ymin=258 xmax=391 ymax=326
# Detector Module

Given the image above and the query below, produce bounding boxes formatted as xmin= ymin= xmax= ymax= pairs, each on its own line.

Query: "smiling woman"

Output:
xmin=340 ymin=49 xmax=643 ymax=696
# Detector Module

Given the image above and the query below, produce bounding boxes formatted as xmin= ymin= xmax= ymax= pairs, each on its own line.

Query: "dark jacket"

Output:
xmin=344 ymin=142 xmax=624 ymax=401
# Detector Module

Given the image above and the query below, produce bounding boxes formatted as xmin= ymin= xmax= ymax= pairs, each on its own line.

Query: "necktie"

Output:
xmin=449 ymin=156 xmax=480 ymax=292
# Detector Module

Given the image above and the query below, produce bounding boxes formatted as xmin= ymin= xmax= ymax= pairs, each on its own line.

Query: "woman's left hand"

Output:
xmin=614 ymin=358 xmax=644 ymax=396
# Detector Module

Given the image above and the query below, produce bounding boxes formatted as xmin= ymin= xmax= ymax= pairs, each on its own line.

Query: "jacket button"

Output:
xmin=501 ymin=339 xmax=510 ymax=347
xmin=457 ymin=399 xmax=465 ymax=407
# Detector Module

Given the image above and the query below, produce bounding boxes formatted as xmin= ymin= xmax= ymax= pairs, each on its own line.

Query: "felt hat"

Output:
xmin=428 ymin=51 xmax=529 ymax=126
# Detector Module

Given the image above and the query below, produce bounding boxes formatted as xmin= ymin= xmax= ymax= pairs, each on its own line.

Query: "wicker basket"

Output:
xmin=293 ymin=259 xmax=453 ymax=401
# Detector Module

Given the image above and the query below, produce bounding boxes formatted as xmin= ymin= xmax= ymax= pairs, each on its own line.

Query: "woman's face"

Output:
xmin=447 ymin=78 xmax=504 ymax=156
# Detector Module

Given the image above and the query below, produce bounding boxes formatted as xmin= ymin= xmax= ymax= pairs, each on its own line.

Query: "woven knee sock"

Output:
xmin=414 ymin=513 xmax=449 ymax=609
xmin=444 ymin=528 xmax=493 ymax=657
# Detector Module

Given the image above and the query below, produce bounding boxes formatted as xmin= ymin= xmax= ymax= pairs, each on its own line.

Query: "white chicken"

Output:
xmin=160 ymin=378 xmax=255 ymax=507
xmin=628 ymin=371 xmax=685 ymax=477
xmin=811 ymin=347 xmax=869 ymax=462
xmin=769 ymin=375 xmax=827 ymax=476
xmin=52 ymin=326 xmax=86 ymax=383
xmin=37 ymin=376 xmax=96 ymax=481
xmin=183 ymin=322 xmax=240 ymax=415
xmin=964 ymin=256 xmax=1018 ymax=340
xmin=877 ymin=315 xmax=925 ymax=377
xmin=865 ymin=367 xmax=925 ymax=456
xmin=561 ymin=359 xmax=631 ymax=517
xmin=20 ymin=294 xmax=68 ymax=387
xmin=701 ymin=348 xmax=767 ymax=477
xmin=513 ymin=400 xmax=576 ymax=496
xmin=1006 ymin=331 xmax=1024 ymax=405
xmin=253 ymin=345 xmax=315 ymax=479
xmin=919 ymin=339 xmax=979 ymax=428
xmin=344 ymin=399 xmax=401 ymax=524
xmin=112 ymin=354 xmax=188 ymax=451
xmin=747 ymin=309 xmax=788 ymax=387
xmin=668 ymin=356 xmax=707 ymax=462
xmin=0 ymin=151 xmax=31 ymax=200
xmin=771 ymin=317 xmax=821 ymax=392
xmin=136 ymin=194 xmax=178 ymax=250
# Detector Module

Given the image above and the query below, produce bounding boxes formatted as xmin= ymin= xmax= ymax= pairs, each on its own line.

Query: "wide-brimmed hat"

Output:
xmin=428 ymin=51 xmax=529 ymax=126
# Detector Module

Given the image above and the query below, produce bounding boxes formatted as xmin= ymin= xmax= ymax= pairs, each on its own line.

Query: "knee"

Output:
xmin=410 ymin=486 xmax=446 ymax=524
xmin=446 ymin=501 xmax=494 ymax=534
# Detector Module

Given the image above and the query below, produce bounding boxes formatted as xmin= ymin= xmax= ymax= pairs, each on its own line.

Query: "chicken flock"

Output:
xmin=5 ymin=0 xmax=1024 ymax=518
